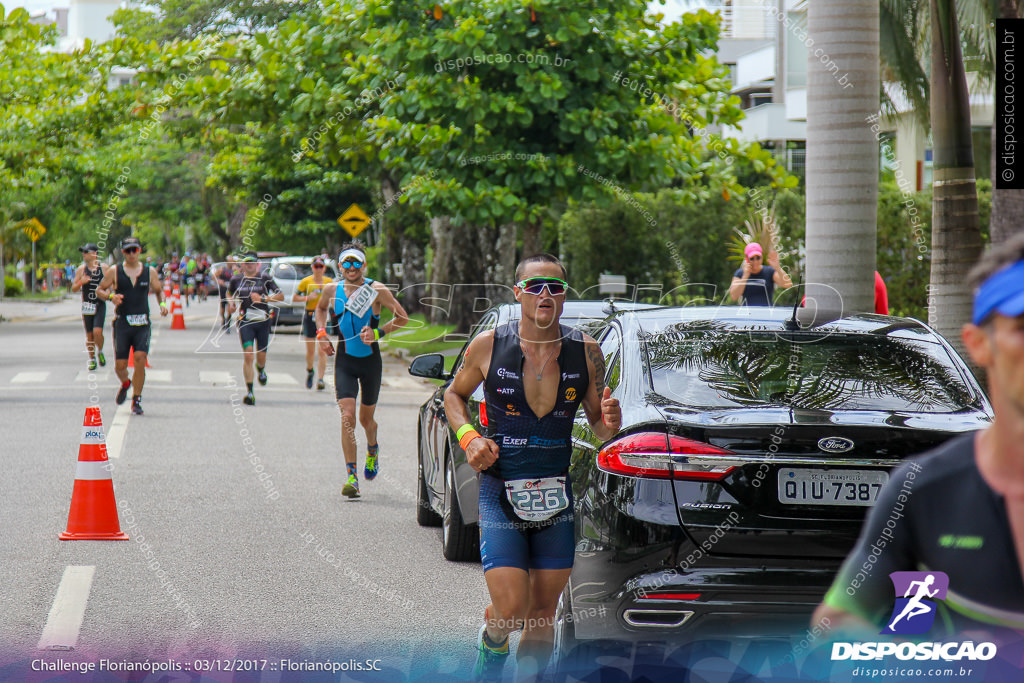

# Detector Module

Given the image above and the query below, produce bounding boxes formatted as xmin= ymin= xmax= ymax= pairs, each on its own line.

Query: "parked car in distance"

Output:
xmin=267 ymin=256 xmax=339 ymax=326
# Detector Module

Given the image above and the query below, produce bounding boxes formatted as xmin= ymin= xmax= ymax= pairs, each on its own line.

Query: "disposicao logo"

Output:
xmin=831 ymin=571 xmax=997 ymax=662
xmin=884 ymin=571 xmax=948 ymax=635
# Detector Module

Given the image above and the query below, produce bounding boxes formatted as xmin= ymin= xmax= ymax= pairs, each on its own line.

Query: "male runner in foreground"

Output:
xmin=95 ymin=237 xmax=168 ymax=415
xmin=812 ymin=232 xmax=1024 ymax=636
xmin=315 ymin=242 xmax=408 ymax=498
xmin=70 ymin=243 xmax=110 ymax=371
xmin=444 ymin=253 xmax=622 ymax=680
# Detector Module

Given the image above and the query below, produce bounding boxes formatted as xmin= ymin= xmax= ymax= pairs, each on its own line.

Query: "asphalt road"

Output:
xmin=0 ymin=296 xmax=493 ymax=680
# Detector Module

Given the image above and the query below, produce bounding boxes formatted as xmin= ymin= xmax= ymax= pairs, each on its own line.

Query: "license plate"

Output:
xmin=777 ymin=468 xmax=889 ymax=506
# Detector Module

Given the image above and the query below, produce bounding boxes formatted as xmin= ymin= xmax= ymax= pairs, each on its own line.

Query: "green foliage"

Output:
xmin=4 ymin=275 xmax=23 ymax=296
xmin=560 ymin=184 xmax=805 ymax=303
xmin=876 ymin=177 xmax=991 ymax=320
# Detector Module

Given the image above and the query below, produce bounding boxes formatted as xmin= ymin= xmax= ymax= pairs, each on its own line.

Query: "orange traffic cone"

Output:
xmin=171 ymin=287 xmax=186 ymax=330
xmin=59 ymin=406 xmax=128 ymax=541
xmin=127 ymin=347 xmax=152 ymax=368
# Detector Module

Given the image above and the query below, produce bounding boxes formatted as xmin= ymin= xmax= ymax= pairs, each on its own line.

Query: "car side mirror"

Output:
xmin=409 ymin=353 xmax=447 ymax=380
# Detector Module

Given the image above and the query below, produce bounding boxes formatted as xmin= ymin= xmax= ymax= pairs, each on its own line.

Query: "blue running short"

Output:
xmin=478 ymin=472 xmax=575 ymax=572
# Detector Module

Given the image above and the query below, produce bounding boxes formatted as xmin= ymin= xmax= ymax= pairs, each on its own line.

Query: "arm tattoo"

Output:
xmin=586 ymin=342 xmax=606 ymax=395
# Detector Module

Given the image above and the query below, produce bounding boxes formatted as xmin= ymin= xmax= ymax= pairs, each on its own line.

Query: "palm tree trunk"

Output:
xmin=990 ymin=0 xmax=1024 ymax=246
xmin=805 ymin=0 xmax=879 ymax=313
xmin=928 ymin=0 xmax=982 ymax=356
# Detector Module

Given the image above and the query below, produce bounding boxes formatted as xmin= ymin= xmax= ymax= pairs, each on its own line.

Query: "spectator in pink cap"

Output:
xmin=729 ymin=242 xmax=792 ymax=306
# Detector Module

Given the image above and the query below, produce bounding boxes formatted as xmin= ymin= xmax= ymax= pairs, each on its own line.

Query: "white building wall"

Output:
xmin=63 ymin=0 xmax=121 ymax=49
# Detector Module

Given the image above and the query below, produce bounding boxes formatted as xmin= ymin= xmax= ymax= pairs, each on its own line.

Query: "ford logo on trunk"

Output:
xmin=818 ymin=437 xmax=854 ymax=453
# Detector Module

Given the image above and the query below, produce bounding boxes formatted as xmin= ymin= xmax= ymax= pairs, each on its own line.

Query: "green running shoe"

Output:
xmin=342 ymin=474 xmax=360 ymax=498
xmin=364 ymin=450 xmax=379 ymax=480
xmin=88 ymin=359 xmax=97 ymax=371
xmin=98 ymin=352 xmax=106 ymax=366
xmin=473 ymin=624 xmax=509 ymax=681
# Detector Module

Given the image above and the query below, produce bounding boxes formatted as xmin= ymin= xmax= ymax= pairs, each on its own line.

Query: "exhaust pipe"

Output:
xmin=622 ymin=609 xmax=694 ymax=628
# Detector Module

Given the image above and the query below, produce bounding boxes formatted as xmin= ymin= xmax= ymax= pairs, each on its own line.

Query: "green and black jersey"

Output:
xmin=824 ymin=432 xmax=1024 ymax=633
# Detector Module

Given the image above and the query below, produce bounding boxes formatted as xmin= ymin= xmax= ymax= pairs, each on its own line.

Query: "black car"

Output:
xmin=408 ymin=300 xmax=657 ymax=561
xmin=556 ymin=305 xmax=991 ymax=651
xmin=413 ymin=304 xmax=992 ymax=650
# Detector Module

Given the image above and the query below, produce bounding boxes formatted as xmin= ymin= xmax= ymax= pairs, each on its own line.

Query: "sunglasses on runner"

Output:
xmin=516 ymin=277 xmax=568 ymax=295
xmin=341 ymin=260 xmax=363 ymax=269
xmin=122 ymin=247 xmax=140 ymax=254
xmin=312 ymin=263 xmax=325 ymax=268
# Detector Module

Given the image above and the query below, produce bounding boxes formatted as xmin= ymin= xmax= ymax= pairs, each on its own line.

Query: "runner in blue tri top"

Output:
xmin=813 ymin=232 xmax=1024 ymax=639
xmin=315 ymin=241 xmax=408 ymax=498
xmin=444 ymin=253 xmax=622 ymax=681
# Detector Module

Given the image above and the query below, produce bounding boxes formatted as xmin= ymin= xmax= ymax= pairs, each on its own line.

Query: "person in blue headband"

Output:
xmin=813 ymin=232 xmax=1024 ymax=641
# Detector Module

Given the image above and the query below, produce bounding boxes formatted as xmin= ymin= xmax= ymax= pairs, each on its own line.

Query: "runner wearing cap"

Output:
xmin=294 ymin=255 xmax=334 ymax=390
xmin=70 ymin=243 xmax=110 ymax=371
xmin=94 ymin=237 xmax=168 ymax=415
xmin=227 ymin=250 xmax=284 ymax=405
xmin=729 ymin=242 xmax=792 ymax=306
xmin=315 ymin=241 xmax=409 ymax=498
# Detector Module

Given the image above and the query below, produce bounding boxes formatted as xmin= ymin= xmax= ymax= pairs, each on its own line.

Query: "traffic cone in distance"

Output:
xmin=127 ymin=347 xmax=153 ymax=368
xmin=59 ymin=406 xmax=128 ymax=541
xmin=171 ymin=288 xmax=186 ymax=330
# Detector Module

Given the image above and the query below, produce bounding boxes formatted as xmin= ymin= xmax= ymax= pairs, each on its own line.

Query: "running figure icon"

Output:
xmin=888 ymin=574 xmax=939 ymax=632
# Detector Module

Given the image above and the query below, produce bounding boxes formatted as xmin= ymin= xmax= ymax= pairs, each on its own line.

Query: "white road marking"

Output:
xmin=144 ymin=370 xmax=173 ymax=382
xmin=199 ymin=371 xmax=233 ymax=384
xmin=11 ymin=371 xmax=50 ymax=383
xmin=75 ymin=371 xmax=110 ymax=382
xmin=37 ymin=565 xmax=96 ymax=651
xmin=105 ymin=401 xmax=132 ymax=459
xmin=268 ymin=373 xmax=298 ymax=385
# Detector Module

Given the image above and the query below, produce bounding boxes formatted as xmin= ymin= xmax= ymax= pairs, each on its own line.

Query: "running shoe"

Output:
xmin=131 ymin=396 xmax=144 ymax=415
xmin=306 ymin=368 xmax=314 ymax=389
xmin=243 ymin=391 xmax=255 ymax=405
xmin=116 ymin=380 xmax=131 ymax=405
xmin=98 ymin=352 xmax=106 ymax=366
xmin=88 ymin=359 xmax=97 ymax=371
xmin=364 ymin=451 xmax=379 ymax=480
xmin=257 ymin=368 xmax=268 ymax=386
xmin=316 ymin=378 xmax=326 ymax=391
xmin=342 ymin=474 xmax=360 ymax=498
xmin=473 ymin=624 xmax=509 ymax=681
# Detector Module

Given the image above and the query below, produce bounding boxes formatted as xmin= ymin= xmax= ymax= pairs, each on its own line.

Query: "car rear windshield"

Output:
xmin=273 ymin=263 xmax=333 ymax=280
xmin=644 ymin=328 xmax=978 ymax=413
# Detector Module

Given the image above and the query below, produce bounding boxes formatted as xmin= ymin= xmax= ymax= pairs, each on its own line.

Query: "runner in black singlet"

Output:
xmin=814 ymin=233 xmax=1024 ymax=640
xmin=70 ymin=243 xmax=110 ymax=371
xmin=315 ymin=241 xmax=408 ymax=498
xmin=444 ymin=253 xmax=622 ymax=681
xmin=227 ymin=250 xmax=284 ymax=406
xmin=95 ymin=237 xmax=168 ymax=415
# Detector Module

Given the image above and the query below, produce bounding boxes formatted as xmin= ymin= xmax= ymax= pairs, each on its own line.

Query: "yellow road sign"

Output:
xmin=337 ymin=204 xmax=371 ymax=238
xmin=21 ymin=217 xmax=46 ymax=242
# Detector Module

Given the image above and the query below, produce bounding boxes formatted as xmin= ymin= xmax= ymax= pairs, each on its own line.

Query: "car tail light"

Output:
xmin=597 ymin=432 xmax=736 ymax=481
xmin=637 ymin=593 xmax=701 ymax=601
xmin=479 ymin=401 xmax=489 ymax=427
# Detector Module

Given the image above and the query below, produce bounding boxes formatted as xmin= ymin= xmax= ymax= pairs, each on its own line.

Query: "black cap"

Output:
xmin=237 ymin=250 xmax=258 ymax=262
xmin=79 ymin=243 xmax=99 ymax=253
xmin=120 ymin=237 xmax=143 ymax=251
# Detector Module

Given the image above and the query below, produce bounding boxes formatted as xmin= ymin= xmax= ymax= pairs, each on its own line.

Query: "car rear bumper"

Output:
xmin=570 ymin=556 xmax=837 ymax=641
